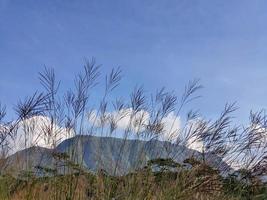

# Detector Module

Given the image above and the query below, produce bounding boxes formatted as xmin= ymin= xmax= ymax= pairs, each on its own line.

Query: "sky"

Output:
xmin=1 ymin=0 xmax=267 ymax=124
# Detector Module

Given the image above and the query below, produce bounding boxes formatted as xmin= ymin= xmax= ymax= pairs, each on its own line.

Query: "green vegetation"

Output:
xmin=0 ymin=158 xmax=266 ymax=200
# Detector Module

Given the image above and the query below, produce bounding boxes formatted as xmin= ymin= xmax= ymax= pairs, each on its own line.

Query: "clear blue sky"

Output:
xmin=1 ymin=0 xmax=267 ymax=123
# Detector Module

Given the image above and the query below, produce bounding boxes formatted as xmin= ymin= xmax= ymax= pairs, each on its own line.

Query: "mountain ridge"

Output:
xmin=1 ymin=135 xmax=231 ymax=176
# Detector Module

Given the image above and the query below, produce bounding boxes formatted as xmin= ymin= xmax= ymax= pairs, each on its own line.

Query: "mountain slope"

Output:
xmin=1 ymin=135 xmax=230 ymax=176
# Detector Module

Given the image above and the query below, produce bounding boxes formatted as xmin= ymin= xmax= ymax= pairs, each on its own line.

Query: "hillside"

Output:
xmin=1 ymin=135 xmax=230 ymax=176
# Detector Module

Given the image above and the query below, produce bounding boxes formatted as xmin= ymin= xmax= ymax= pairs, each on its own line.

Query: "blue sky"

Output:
xmin=0 ymin=0 xmax=267 ymax=123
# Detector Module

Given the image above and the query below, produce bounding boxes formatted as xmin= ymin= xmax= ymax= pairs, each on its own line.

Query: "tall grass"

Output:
xmin=0 ymin=58 xmax=267 ymax=199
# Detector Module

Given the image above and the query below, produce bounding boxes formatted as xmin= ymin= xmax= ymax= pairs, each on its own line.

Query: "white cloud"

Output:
xmin=229 ymin=123 xmax=267 ymax=170
xmin=87 ymin=109 xmax=204 ymax=152
xmin=186 ymin=135 xmax=204 ymax=152
xmin=0 ymin=110 xmax=205 ymax=156
xmin=161 ymin=112 xmax=181 ymax=141
xmin=88 ymin=108 xmax=150 ymax=133
xmin=184 ymin=119 xmax=205 ymax=152
xmin=0 ymin=116 xmax=74 ymax=156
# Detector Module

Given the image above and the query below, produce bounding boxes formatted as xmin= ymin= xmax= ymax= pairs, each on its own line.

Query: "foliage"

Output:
xmin=0 ymin=160 xmax=267 ymax=200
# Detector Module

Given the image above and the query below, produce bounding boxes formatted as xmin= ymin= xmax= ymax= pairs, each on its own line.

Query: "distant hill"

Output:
xmin=1 ymin=135 xmax=231 ymax=176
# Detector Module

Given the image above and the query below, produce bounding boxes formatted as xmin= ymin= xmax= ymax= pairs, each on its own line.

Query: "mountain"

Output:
xmin=1 ymin=135 xmax=231 ymax=176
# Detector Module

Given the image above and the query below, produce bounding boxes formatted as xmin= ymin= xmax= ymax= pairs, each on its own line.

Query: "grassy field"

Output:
xmin=0 ymin=158 xmax=266 ymax=200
